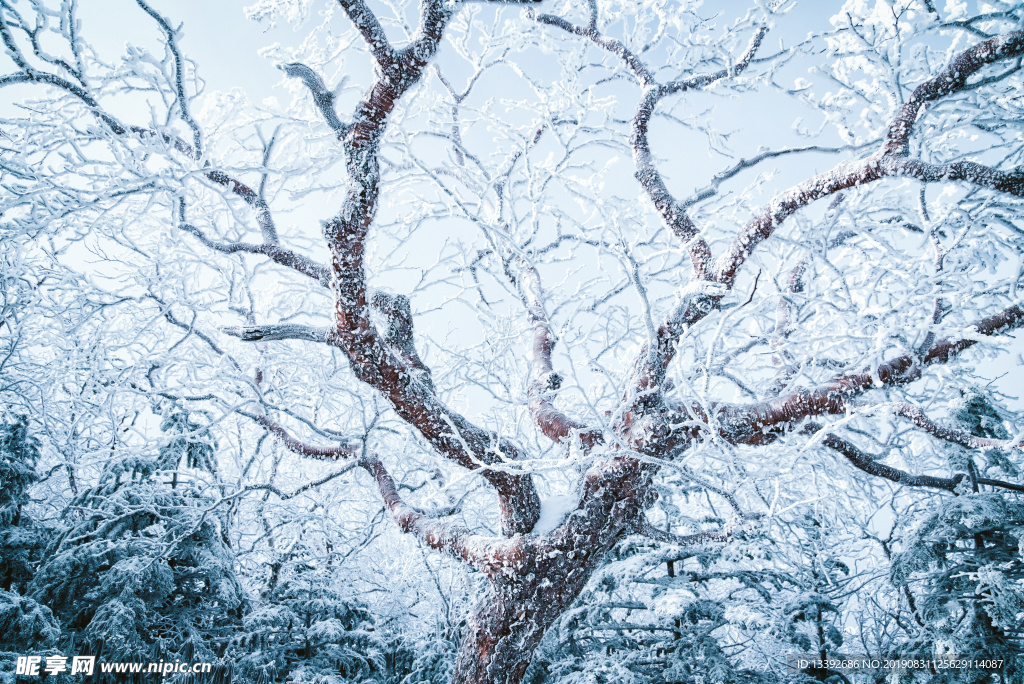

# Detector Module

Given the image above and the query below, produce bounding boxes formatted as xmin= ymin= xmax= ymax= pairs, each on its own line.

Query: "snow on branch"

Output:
xmin=280 ymin=62 xmax=348 ymax=137
xmin=335 ymin=0 xmax=397 ymax=68
xmin=716 ymin=304 xmax=1024 ymax=443
xmin=315 ymin=0 xmax=544 ymax=538
xmin=515 ymin=258 xmax=603 ymax=450
xmin=892 ymin=404 xmax=1024 ymax=452
xmin=359 ymin=455 xmax=498 ymax=570
xmin=805 ymin=423 xmax=960 ymax=492
xmin=222 ymin=324 xmax=334 ymax=344
xmin=713 ymin=29 xmax=1024 ymax=289
xmin=251 ymin=414 xmax=360 ymax=461
xmin=179 ymin=223 xmax=332 ymax=288
xmin=636 ymin=514 xmax=762 ymax=547
xmin=249 ymin=414 xmax=498 ymax=564
xmin=809 ymin=421 xmax=1024 ymax=494
xmin=134 ymin=0 xmax=204 ymax=157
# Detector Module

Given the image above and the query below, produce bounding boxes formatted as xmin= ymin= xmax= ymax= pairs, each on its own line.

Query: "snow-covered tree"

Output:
xmin=3 ymin=0 xmax=1024 ymax=682
xmin=29 ymin=413 xmax=244 ymax=668
xmin=230 ymin=542 xmax=386 ymax=684
xmin=0 ymin=416 xmax=60 ymax=681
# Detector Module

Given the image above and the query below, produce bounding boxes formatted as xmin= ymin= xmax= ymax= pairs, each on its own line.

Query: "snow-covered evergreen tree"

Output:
xmin=28 ymin=410 xmax=244 ymax=674
xmin=0 ymin=416 xmax=60 ymax=683
xmin=890 ymin=493 xmax=1024 ymax=683
xmin=230 ymin=543 xmax=385 ymax=684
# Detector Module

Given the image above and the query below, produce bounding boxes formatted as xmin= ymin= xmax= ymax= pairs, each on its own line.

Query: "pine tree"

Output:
xmin=28 ymin=410 xmax=244 ymax=679
xmin=0 ymin=416 xmax=60 ymax=683
xmin=889 ymin=395 xmax=1024 ymax=683
xmin=229 ymin=543 xmax=386 ymax=684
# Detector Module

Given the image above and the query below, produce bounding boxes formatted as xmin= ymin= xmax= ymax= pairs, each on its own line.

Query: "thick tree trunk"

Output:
xmin=452 ymin=551 xmax=602 ymax=684
xmin=451 ymin=458 xmax=651 ymax=684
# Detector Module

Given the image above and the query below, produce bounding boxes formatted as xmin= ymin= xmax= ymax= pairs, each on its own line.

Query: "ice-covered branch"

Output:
xmin=812 ymin=421 xmax=1024 ymax=493
xmin=0 ymin=10 xmax=331 ymax=286
xmin=315 ymin=0 xmax=543 ymax=536
xmin=222 ymin=324 xmax=334 ymax=344
xmin=716 ymin=303 xmax=1024 ymax=443
xmin=636 ymin=514 xmax=762 ymax=547
xmin=531 ymin=11 xmax=655 ymax=86
xmin=884 ymin=30 xmax=1024 ymax=155
xmin=515 ymin=258 xmax=603 ymax=450
xmin=359 ymin=455 xmax=497 ymax=569
xmin=179 ymin=223 xmax=332 ymax=288
xmin=805 ymin=423 xmax=960 ymax=492
xmin=370 ymin=291 xmax=435 ymax=392
xmin=335 ymin=0 xmax=397 ymax=68
xmin=536 ymin=10 xmax=766 ymax=280
xmin=892 ymin=404 xmax=1024 ymax=452
xmin=134 ymin=0 xmax=204 ymax=157
xmin=713 ymin=29 xmax=1024 ymax=289
xmin=625 ymin=280 xmax=727 ymax=415
xmin=280 ymin=62 xmax=348 ymax=137
xmin=251 ymin=414 xmax=361 ymax=461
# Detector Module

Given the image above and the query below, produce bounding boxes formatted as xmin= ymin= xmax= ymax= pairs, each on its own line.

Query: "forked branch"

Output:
xmin=717 ymin=303 xmax=1024 ymax=443
xmin=712 ymin=29 xmax=1024 ymax=288
xmin=516 ymin=258 xmax=603 ymax=450
xmin=806 ymin=423 xmax=1024 ymax=494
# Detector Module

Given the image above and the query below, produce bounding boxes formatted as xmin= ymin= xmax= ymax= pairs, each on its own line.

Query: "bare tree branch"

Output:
xmin=222 ymin=324 xmax=334 ymax=344
xmin=320 ymin=0 xmax=540 ymax=536
xmin=515 ymin=257 xmax=603 ymax=450
xmin=250 ymin=413 xmax=360 ymax=461
xmin=359 ymin=454 xmax=499 ymax=569
xmin=280 ymin=61 xmax=348 ymax=137
xmin=806 ymin=423 xmax=961 ymax=492
xmin=713 ymin=29 xmax=1024 ymax=289
xmin=179 ymin=223 xmax=332 ymax=288
xmin=335 ymin=0 xmax=397 ymax=68
xmin=717 ymin=303 xmax=1024 ymax=443
xmin=892 ymin=403 xmax=1024 ymax=451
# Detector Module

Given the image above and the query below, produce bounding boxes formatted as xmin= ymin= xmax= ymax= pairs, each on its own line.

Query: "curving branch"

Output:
xmin=179 ymin=223 xmax=332 ymax=288
xmin=529 ymin=18 xmax=768 ymax=422
xmin=251 ymin=413 xmax=360 ymax=461
xmin=531 ymin=11 xmax=655 ymax=86
xmin=535 ymin=9 xmax=766 ymax=279
xmin=250 ymin=415 xmax=501 ymax=566
xmin=360 ymin=455 xmax=498 ymax=571
xmin=335 ymin=0 xmax=397 ymax=68
xmin=630 ymin=26 xmax=767 ymax=280
xmin=280 ymin=61 xmax=348 ymax=137
xmin=806 ymin=423 xmax=960 ymax=492
xmin=884 ymin=30 xmax=1024 ymax=155
xmin=134 ymin=0 xmax=204 ymax=157
xmin=320 ymin=0 xmax=540 ymax=536
xmin=0 ymin=16 xmax=332 ymax=287
xmin=892 ymin=403 xmax=1024 ymax=451
xmin=515 ymin=258 xmax=603 ymax=450
xmin=370 ymin=291 xmax=435 ymax=392
xmin=712 ymin=29 xmax=1024 ymax=289
xmin=717 ymin=303 xmax=1024 ymax=443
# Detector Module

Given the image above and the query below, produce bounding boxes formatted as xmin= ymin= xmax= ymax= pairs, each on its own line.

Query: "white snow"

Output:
xmin=533 ymin=493 xmax=580 ymax=536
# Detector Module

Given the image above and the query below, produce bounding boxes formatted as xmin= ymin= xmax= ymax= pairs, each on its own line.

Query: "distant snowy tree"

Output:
xmin=0 ymin=415 xmax=48 ymax=593
xmin=230 ymin=543 xmax=385 ymax=684
xmin=0 ymin=416 xmax=59 ymax=682
xmin=29 ymin=415 xmax=244 ymax=670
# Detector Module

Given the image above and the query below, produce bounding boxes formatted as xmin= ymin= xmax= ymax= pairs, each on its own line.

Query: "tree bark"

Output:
xmin=451 ymin=458 xmax=652 ymax=684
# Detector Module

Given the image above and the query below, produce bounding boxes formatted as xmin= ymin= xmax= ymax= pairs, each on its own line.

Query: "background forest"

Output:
xmin=3 ymin=0 xmax=1024 ymax=683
